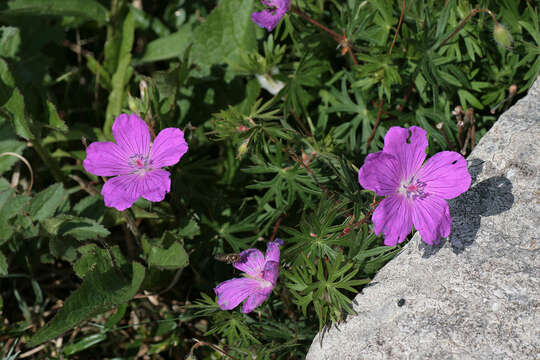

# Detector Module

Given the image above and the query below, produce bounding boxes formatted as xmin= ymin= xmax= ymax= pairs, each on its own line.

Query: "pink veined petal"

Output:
xmin=83 ymin=141 xmax=132 ymax=176
xmin=242 ymin=292 xmax=270 ymax=313
xmin=417 ymin=151 xmax=471 ymax=199
xmin=139 ymin=169 xmax=171 ymax=202
xmin=101 ymin=174 xmax=142 ymax=211
xmin=262 ymin=260 xmax=279 ymax=285
xmin=372 ymin=194 xmax=413 ymax=246
xmin=358 ymin=151 xmax=401 ymax=196
xmin=251 ymin=8 xmax=286 ymax=31
xmin=214 ymin=277 xmax=262 ymax=311
xmin=410 ymin=195 xmax=452 ymax=245
xmin=233 ymin=249 xmax=266 ymax=276
xmin=382 ymin=126 xmax=428 ymax=180
xmin=149 ymin=128 xmax=188 ymax=168
xmin=112 ymin=113 xmax=151 ymax=157
xmin=265 ymin=239 xmax=283 ymax=263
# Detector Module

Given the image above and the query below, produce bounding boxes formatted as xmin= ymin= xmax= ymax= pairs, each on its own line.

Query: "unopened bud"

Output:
xmin=436 ymin=122 xmax=444 ymax=130
xmin=452 ymin=105 xmax=463 ymax=116
xmin=236 ymin=139 xmax=249 ymax=159
xmin=509 ymin=84 xmax=517 ymax=94
xmin=139 ymin=80 xmax=148 ymax=102
xmin=127 ymin=95 xmax=138 ymax=113
xmin=493 ymin=23 xmax=513 ymax=50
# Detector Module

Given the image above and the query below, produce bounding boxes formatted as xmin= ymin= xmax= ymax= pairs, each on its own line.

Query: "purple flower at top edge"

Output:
xmin=214 ymin=239 xmax=283 ymax=313
xmin=251 ymin=0 xmax=290 ymax=31
xmin=358 ymin=126 xmax=471 ymax=246
xmin=83 ymin=113 xmax=188 ymax=211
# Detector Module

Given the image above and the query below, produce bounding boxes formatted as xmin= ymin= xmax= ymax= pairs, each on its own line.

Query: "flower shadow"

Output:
xmin=420 ymin=158 xmax=515 ymax=257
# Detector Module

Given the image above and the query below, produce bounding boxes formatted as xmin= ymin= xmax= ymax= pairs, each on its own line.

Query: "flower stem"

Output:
xmin=291 ymin=6 xmax=359 ymax=65
xmin=366 ymin=98 xmax=384 ymax=150
xmin=437 ymin=8 xmax=499 ymax=50
xmin=388 ymin=0 xmax=406 ymax=55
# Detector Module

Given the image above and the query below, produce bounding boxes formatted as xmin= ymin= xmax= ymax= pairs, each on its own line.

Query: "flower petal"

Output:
xmin=101 ymin=174 xmax=142 ymax=211
xmin=233 ymin=249 xmax=265 ymax=276
xmin=262 ymin=260 xmax=279 ymax=285
xmin=83 ymin=141 xmax=132 ymax=176
xmin=139 ymin=169 xmax=171 ymax=202
xmin=214 ymin=277 xmax=261 ymax=311
xmin=251 ymin=8 xmax=287 ymax=31
xmin=265 ymin=238 xmax=283 ymax=263
xmin=149 ymin=128 xmax=188 ymax=168
xmin=358 ymin=151 xmax=401 ymax=196
xmin=242 ymin=292 xmax=270 ymax=313
xmin=112 ymin=113 xmax=151 ymax=156
xmin=372 ymin=194 xmax=413 ymax=246
xmin=417 ymin=151 xmax=471 ymax=199
xmin=383 ymin=126 xmax=428 ymax=180
xmin=410 ymin=195 xmax=452 ymax=245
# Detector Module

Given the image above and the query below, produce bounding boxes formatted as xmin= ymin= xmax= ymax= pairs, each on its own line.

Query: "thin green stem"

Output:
xmin=437 ymin=8 xmax=499 ymax=50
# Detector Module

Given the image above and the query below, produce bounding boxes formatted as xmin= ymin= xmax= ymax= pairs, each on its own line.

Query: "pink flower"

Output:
xmin=358 ymin=126 xmax=471 ymax=246
xmin=251 ymin=0 xmax=290 ymax=32
xmin=214 ymin=239 xmax=283 ymax=313
xmin=83 ymin=114 xmax=188 ymax=211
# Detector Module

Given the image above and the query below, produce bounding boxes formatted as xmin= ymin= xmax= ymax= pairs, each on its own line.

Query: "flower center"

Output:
xmin=399 ymin=177 xmax=427 ymax=200
xmin=129 ymin=154 xmax=153 ymax=175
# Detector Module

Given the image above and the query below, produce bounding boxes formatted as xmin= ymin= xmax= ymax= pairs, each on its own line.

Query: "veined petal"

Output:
xmin=272 ymin=0 xmax=290 ymax=10
xmin=242 ymin=292 xmax=270 ymax=313
xmin=112 ymin=114 xmax=151 ymax=157
xmin=265 ymin=238 xmax=283 ymax=263
xmin=358 ymin=151 xmax=401 ymax=196
xmin=410 ymin=195 xmax=452 ymax=245
xmin=234 ymin=249 xmax=265 ymax=276
xmin=140 ymin=169 xmax=171 ymax=202
xmin=214 ymin=277 xmax=262 ymax=311
xmin=383 ymin=126 xmax=428 ymax=180
xmin=251 ymin=8 xmax=287 ymax=31
xmin=83 ymin=141 xmax=132 ymax=176
xmin=372 ymin=194 xmax=413 ymax=246
xmin=101 ymin=174 xmax=142 ymax=211
xmin=149 ymin=128 xmax=188 ymax=168
xmin=262 ymin=260 xmax=279 ymax=285
xmin=417 ymin=151 xmax=471 ymax=199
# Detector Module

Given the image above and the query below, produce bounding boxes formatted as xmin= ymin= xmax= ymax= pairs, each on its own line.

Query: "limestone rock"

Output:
xmin=306 ymin=76 xmax=540 ymax=360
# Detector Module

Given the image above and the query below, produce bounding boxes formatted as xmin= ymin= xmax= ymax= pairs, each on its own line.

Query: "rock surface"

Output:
xmin=306 ymin=77 xmax=540 ymax=360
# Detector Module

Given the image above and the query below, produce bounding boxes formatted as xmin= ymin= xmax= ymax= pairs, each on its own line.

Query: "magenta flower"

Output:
xmin=83 ymin=113 xmax=188 ymax=211
xmin=358 ymin=126 xmax=471 ymax=246
xmin=251 ymin=0 xmax=290 ymax=31
xmin=214 ymin=239 xmax=283 ymax=313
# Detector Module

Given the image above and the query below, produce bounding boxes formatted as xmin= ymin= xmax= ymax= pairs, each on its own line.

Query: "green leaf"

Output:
xmin=104 ymin=10 xmax=135 ymax=137
xmin=190 ymin=0 xmax=256 ymax=74
xmin=28 ymin=250 xmax=144 ymax=347
xmin=143 ymin=231 xmax=189 ymax=270
xmin=0 ymin=0 xmax=109 ymax=25
xmin=135 ymin=26 xmax=192 ymax=65
xmin=0 ymin=250 xmax=7 ymax=276
xmin=58 ymin=216 xmax=110 ymax=241
xmin=46 ymin=100 xmax=68 ymax=132
xmin=0 ymin=189 xmax=28 ymax=244
xmin=0 ymin=138 xmax=26 ymax=174
xmin=0 ymin=59 xmax=33 ymax=139
xmin=0 ymin=26 xmax=21 ymax=59
xmin=85 ymin=54 xmax=111 ymax=91
xmin=27 ymin=183 xmax=66 ymax=221
xmin=63 ymin=333 xmax=107 ymax=356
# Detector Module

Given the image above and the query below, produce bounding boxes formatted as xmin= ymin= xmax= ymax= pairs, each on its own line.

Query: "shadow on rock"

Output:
xmin=421 ymin=158 xmax=515 ymax=257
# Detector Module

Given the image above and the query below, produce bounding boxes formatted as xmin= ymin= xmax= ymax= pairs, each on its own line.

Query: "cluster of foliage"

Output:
xmin=0 ymin=0 xmax=538 ymax=358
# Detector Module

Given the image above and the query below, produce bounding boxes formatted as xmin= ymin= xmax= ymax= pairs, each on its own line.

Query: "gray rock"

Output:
xmin=306 ymin=76 xmax=540 ymax=360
